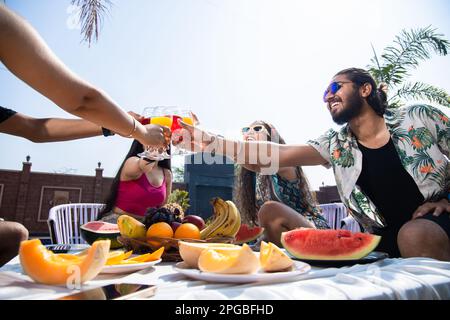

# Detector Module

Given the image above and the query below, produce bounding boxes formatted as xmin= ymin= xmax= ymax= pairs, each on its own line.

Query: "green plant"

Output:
xmin=167 ymin=189 xmax=190 ymax=212
xmin=172 ymin=166 xmax=185 ymax=183
xmin=368 ymin=26 xmax=450 ymax=108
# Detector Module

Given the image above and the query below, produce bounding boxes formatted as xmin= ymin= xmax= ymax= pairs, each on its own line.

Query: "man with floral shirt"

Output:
xmin=175 ymin=68 xmax=450 ymax=260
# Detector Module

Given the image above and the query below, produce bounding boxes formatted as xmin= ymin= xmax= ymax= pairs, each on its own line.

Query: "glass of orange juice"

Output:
xmin=138 ymin=107 xmax=197 ymax=160
xmin=138 ymin=106 xmax=174 ymax=160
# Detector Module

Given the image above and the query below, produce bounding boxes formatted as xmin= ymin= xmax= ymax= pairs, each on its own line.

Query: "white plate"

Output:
xmin=173 ymin=260 xmax=310 ymax=283
xmin=101 ymin=259 xmax=162 ymax=274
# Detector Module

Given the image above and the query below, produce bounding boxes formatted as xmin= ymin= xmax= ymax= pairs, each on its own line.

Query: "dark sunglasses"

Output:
xmin=323 ymin=81 xmax=353 ymax=102
xmin=242 ymin=125 xmax=265 ymax=134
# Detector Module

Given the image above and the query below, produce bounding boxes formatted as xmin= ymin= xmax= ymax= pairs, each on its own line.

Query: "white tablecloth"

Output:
xmin=1 ymin=256 xmax=449 ymax=300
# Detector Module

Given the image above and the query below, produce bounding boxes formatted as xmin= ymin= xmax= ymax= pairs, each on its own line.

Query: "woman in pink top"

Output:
xmin=97 ymin=140 xmax=172 ymax=222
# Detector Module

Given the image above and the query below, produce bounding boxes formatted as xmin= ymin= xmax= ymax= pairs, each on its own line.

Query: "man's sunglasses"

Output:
xmin=242 ymin=125 xmax=266 ymax=134
xmin=323 ymin=81 xmax=353 ymax=102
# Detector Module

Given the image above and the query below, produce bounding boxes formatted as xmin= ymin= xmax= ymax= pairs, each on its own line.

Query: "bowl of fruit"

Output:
xmin=117 ymin=198 xmax=239 ymax=262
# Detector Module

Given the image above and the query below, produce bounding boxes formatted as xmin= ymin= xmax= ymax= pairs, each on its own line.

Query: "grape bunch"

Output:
xmin=143 ymin=203 xmax=185 ymax=229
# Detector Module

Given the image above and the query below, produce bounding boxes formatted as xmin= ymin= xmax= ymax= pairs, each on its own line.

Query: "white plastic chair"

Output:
xmin=47 ymin=203 xmax=105 ymax=244
xmin=340 ymin=215 xmax=361 ymax=233
xmin=319 ymin=203 xmax=347 ymax=229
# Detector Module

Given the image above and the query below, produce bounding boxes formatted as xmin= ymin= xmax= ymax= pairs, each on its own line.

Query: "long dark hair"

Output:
xmin=97 ymin=140 xmax=171 ymax=219
xmin=233 ymin=121 xmax=317 ymax=226
xmin=335 ymin=68 xmax=388 ymax=116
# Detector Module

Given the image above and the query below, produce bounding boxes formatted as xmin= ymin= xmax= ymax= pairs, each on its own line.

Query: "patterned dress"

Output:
xmin=255 ymin=167 xmax=330 ymax=229
xmin=307 ymin=104 xmax=449 ymax=233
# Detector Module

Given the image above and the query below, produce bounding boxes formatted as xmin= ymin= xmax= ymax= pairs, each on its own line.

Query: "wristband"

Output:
xmin=102 ymin=127 xmax=115 ymax=137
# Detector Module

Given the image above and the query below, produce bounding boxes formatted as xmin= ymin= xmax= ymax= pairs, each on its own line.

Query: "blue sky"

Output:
xmin=1 ymin=0 xmax=449 ymax=189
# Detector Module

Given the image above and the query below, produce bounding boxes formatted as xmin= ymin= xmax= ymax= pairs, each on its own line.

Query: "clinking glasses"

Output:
xmin=323 ymin=81 xmax=353 ymax=102
xmin=242 ymin=125 xmax=266 ymax=134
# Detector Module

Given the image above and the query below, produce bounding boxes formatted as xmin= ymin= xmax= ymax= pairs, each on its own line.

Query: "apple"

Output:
xmin=182 ymin=215 xmax=205 ymax=230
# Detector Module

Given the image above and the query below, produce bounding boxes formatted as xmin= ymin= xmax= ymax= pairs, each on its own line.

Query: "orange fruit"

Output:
xmin=146 ymin=222 xmax=174 ymax=249
xmin=174 ymin=223 xmax=201 ymax=240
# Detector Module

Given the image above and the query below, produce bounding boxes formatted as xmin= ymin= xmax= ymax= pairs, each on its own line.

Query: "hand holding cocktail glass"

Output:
xmin=138 ymin=106 xmax=197 ymax=160
xmin=171 ymin=117 xmax=217 ymax=154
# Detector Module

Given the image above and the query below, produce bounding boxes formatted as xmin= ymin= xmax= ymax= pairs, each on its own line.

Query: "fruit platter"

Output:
xmin=116 ymin=198 xmax=243 ymax=261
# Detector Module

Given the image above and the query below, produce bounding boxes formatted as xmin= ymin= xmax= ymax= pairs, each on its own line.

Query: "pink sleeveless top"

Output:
xmin=115 ymin=172 xmax=166 ymax=216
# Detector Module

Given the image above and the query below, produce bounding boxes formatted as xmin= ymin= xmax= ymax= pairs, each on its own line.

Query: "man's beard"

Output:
xmin=331 ymin=94 xmax=364 ymax=125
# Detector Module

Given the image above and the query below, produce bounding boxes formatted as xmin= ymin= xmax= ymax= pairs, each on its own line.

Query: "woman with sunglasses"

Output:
xmin=234 ymin=121 xmax=329 ymax=246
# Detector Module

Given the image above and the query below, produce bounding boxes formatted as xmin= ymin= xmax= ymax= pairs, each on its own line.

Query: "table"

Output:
xmin=1 ymin=255 xmax=449 ymax=300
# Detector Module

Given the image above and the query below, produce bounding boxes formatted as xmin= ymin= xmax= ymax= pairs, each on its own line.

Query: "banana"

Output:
xmin=225 ymin=200 xmax=242 ymax=237
xmin=200 ymin=198 xmax=229 ymax=239
xmin=212 ymin=200 xmax=239 ymax=237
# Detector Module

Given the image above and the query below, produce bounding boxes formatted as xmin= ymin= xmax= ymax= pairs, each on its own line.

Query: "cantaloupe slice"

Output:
xmin=198 ymin=244 xmax=259 ymax=274
xmin=127 ymin=247 xmax=165 ymax=263
xmin=19 ymin=239 xmax=110 ymax=286
xmin=178 ymin=241 xmax=241 ymax=269
xmin=106 ymin=250 xmax=133 ymax=265
xmin=259 ymin=241 xmax=294 ymax=272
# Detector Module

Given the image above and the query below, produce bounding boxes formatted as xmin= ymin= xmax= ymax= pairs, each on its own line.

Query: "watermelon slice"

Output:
xmin=281 ymin=228 xmax=380 ymax=260
xmin=234 ymin=224 xmax=264 ymax=245
xmin=80 ymin=221 xmax=122 ymax=249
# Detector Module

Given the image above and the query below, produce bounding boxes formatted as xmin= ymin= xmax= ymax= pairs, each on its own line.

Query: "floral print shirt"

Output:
xmin=307 ymin=104 xmax=449 ymax=232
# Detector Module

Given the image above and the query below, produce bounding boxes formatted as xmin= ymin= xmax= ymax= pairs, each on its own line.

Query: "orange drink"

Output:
xmin=150 ymin=116 xmax=173 ymax=128
xmin=182 ymin=117 xmax=194 ymax=125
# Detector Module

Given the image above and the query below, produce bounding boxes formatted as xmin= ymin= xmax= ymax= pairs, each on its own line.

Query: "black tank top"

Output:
xmin=356 ymin=138 xmax=424 ymax=257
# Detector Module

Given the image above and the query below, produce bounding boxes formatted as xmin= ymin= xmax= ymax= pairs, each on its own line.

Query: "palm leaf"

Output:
xmin=382 ymin=26 xmax=449 ymax=86
xmin=71 ymin=0 xmax=113 ymax=46
xmin=391 ymin=82 xmax=450 ymax=107
xmin=368 ymin=26 xmax=450 ymax=88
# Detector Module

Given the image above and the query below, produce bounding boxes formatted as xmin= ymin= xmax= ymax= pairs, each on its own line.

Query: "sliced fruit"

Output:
xmin=234 ymin=224 xmax=264 ymax=244
xmin=19 ymin=239 xmax=110 ymax=285
xmin=281 ymin=228 xmax=381 ymax=260
xmin=127 ymin=247 xmax=165 ymax=263
xmin=259 ymin=241 xmax=294 ymax=272
xmin=106 ymin=250 xmax=133 ymax=265
xmin=80 ymin=221 xmax=122 ymax=249
xmin=178 ymin=241 xmax=241 ymax=269
xmin=198 ymin=244 xmax=259 ymax=274
xmin=117 ymin=215 xmax=147 ymax=239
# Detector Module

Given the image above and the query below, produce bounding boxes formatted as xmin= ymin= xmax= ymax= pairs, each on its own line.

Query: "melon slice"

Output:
xmin=281 ymin=228 xmax=381 ymax=260
xmin=234 ymin=224 xmax=264 ymax=244
xmin=259 ymin=241 xmax=294 ymax=272
xmin=19 ymin=239 xmax=110 ymax=285
xmin=198 ymin=244 xmax=259 ymax=274
xmin=178 ymin=241 xmax=241 ymax=269
xmin=80 ymin=221 xmax=122 ymax=249
xmin=105 ymin=250 xmax=133 ymax=265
